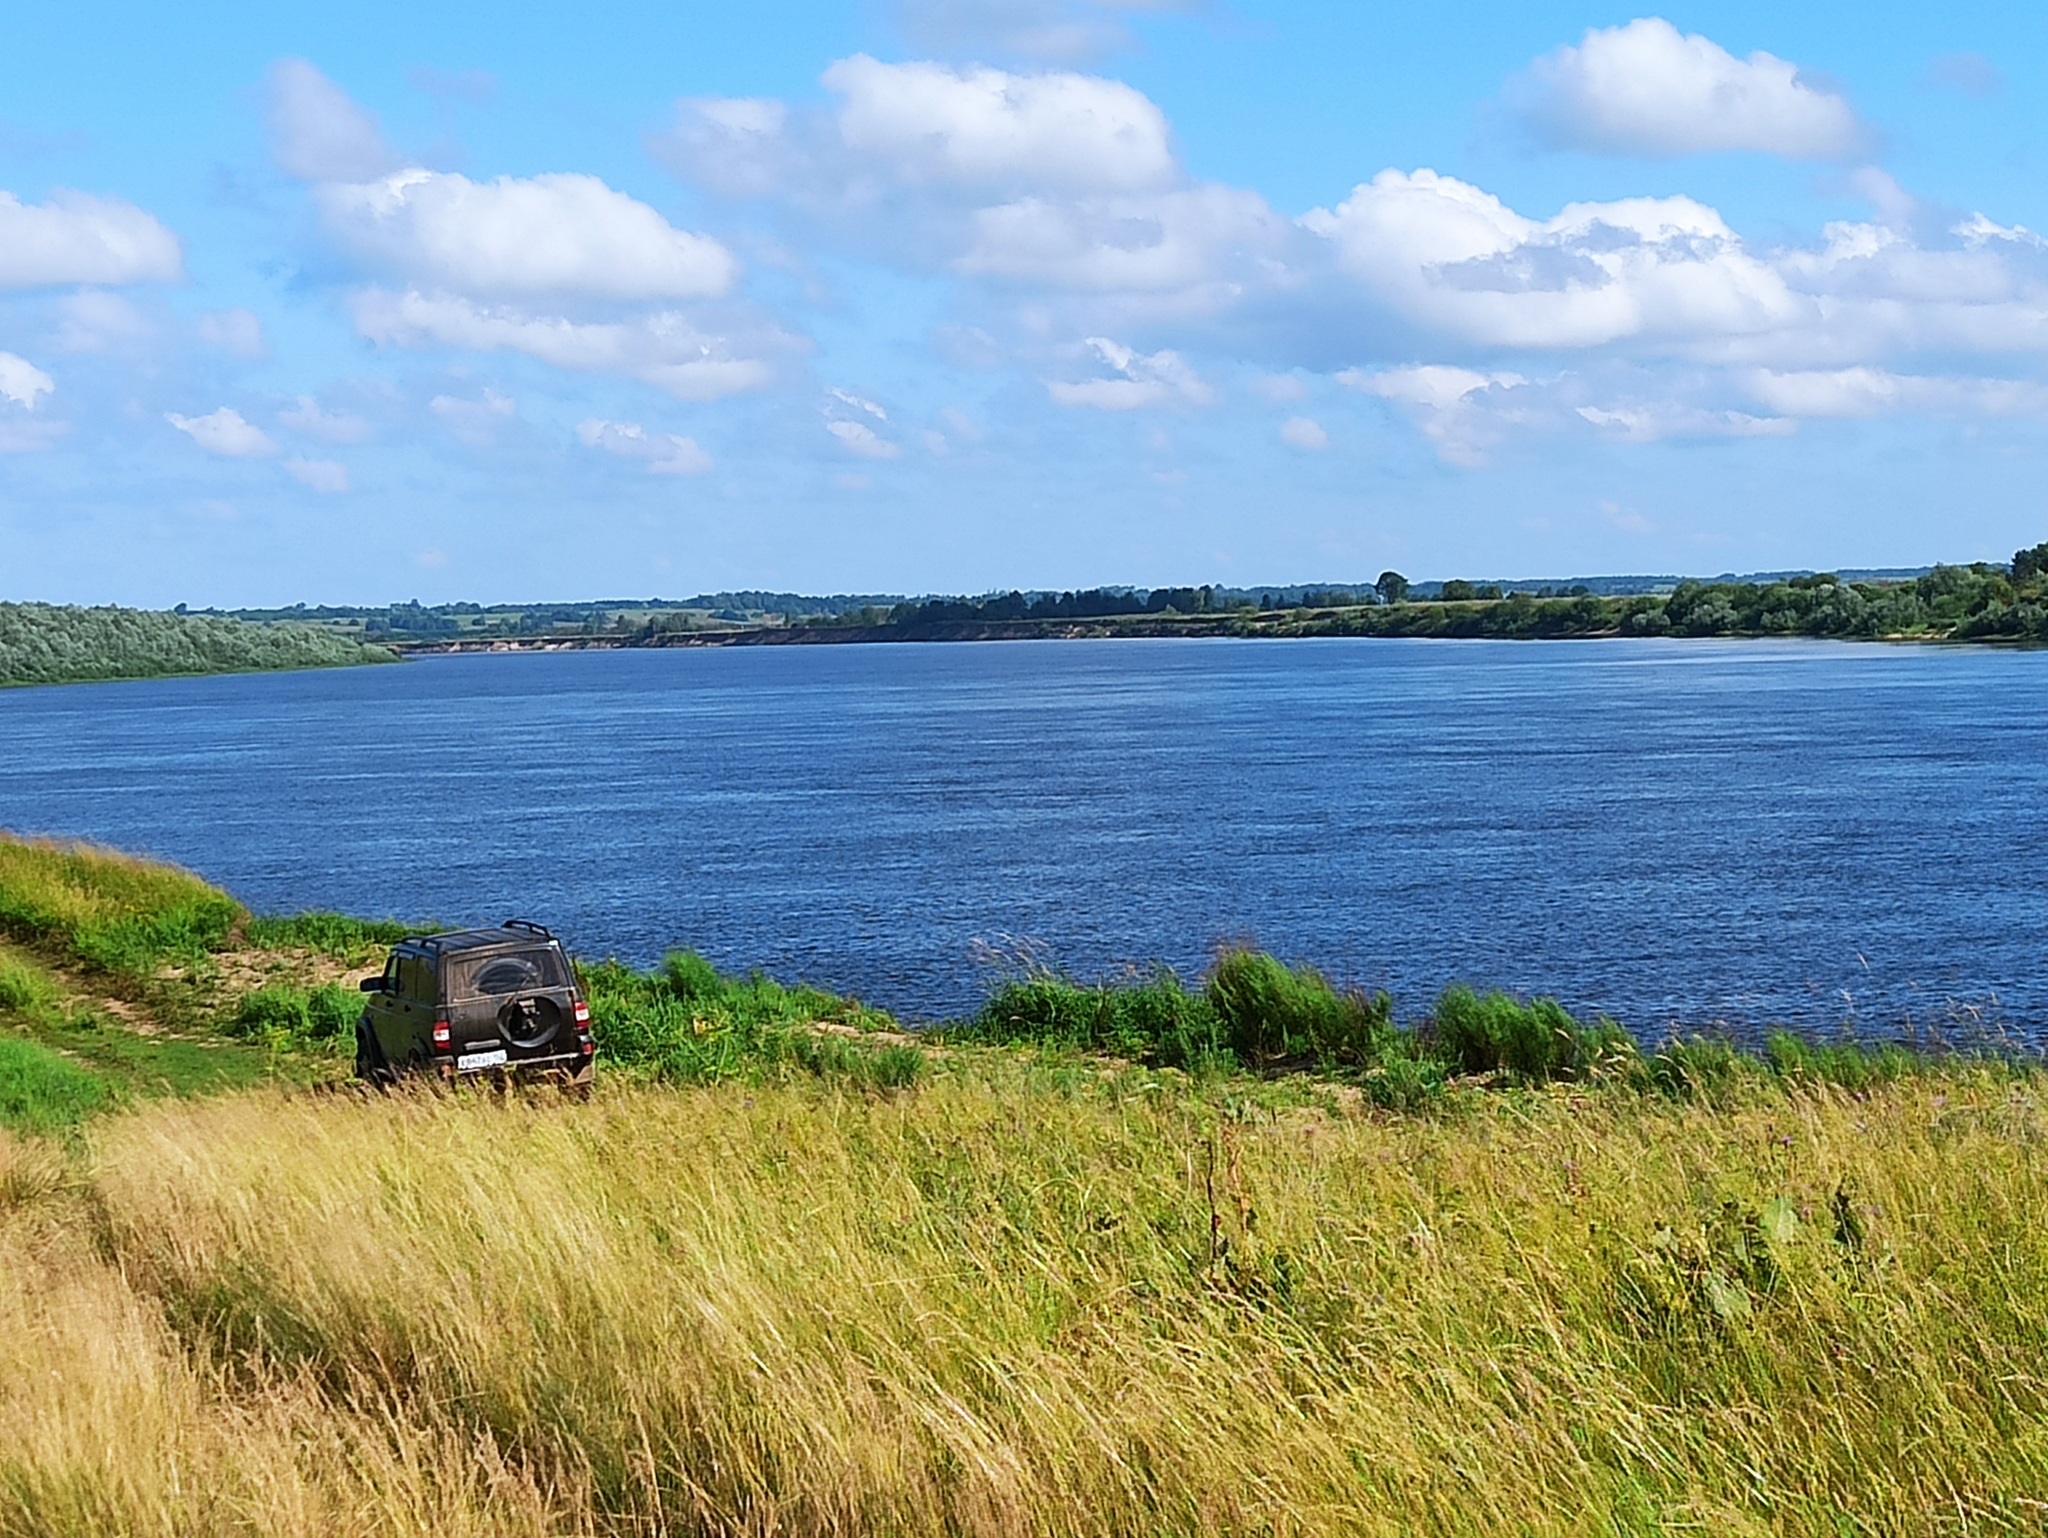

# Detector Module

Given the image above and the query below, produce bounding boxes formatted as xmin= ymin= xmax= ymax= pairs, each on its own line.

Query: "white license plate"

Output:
xmin=457 ymin=1048 xmax=509 ymax=1071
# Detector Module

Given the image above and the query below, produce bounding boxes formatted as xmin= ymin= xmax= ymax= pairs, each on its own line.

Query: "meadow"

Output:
xmin=2 ymin=833 xmax=2046 ymax=1534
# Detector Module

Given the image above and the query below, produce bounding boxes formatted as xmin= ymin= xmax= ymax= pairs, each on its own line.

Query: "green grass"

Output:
xmin=243 ymin=912 xmax=415 ymax=964
xmin=0 ymin=836 xmax=239 ymax=977
xmin=0 ymin=1037 xmax=110 ymax=1133
xmin=584 ymin=950 xmax=923 ymax=1090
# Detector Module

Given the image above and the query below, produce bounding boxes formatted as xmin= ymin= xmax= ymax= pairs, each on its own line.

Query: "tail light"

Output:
xmin=572 ymin=999 xmax=590 ymax=1026
xmin=431 ymin=1018 xmax=451 ymax=1048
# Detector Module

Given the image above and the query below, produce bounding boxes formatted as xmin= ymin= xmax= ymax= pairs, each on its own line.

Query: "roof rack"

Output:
xmin=500 ymin=918 xmax=556 ymax=940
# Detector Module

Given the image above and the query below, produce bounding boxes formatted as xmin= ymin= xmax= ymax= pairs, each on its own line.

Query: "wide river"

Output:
xmin=1 ymin=638 xmax=2042 ymax=1038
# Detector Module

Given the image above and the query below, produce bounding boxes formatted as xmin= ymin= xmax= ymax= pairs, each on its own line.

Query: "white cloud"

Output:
xmin=1047 ymin=335 xmax=1212 ymax=408
xmin=826 ymin=418 xmax=901 ymax=458
xmin=352 ymin=290 xmax=775 ymax=400
xmin=265 ymin=58 xmax=399 ymax=182
xmin=279 ymin=395 xmax=373 ymax=443
xmin=197 ymin=308 xmax=268 ymax=359
xmin=0 ymin=190 xmax=182 ymax=288
xmin=823 ymin=55 xmax=1174 ymax=194
xmin=829 ymin=387 xmax=888 ymax=420
xmin=285 ymin=457 xmax=350 ymax=492
xmin=1340 ymin=365 xmax=1529 ymax=466
xmin=1342 ymin=364 xmax=1526 ymax=410
xmin=1253 ymin=373 xmax=1308 ymax=402
xmin=1747 ymin=367 xmax=2048 ymax=419
xmin=1512 ymin=18 xmax=1866 ymax=159
xmin=165 ymin=407 xmax=278 ymax=457
xmin=577 ymin=417 xmax=714 ymax=475
xmin=318 ymin=170 xmax=738 ymax=300
xmin=1279 ymin=416 xmax=1328 ymax=451
xmin=959 ymin=182 xmax=1282 ymax=294
xmin=1306 ymin=170 xmax=1808 ymax=353
xmin=0 ymin=352 xmax=54 ymax=409
xmin=1576 ymin=404 xmax=1795 ymax=442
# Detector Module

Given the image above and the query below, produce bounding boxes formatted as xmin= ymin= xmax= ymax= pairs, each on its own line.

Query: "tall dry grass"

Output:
xmin=2 ymin=1067 xmax=2045 ymax=1534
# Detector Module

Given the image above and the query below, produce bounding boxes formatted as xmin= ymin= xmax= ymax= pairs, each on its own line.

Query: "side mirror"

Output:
xmin=359 ymin=976 xmax=386 ymax=993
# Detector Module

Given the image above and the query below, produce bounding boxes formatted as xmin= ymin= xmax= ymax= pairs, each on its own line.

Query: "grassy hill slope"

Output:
xmin=2 ymin=834 xmax=2045 ymax=1534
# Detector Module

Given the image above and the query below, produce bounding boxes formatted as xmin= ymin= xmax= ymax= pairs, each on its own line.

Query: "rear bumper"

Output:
xmin=437 ymin=1051 xmax=594 ymax=1086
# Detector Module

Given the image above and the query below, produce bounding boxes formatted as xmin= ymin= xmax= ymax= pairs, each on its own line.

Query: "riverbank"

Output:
xmin=388 ymin=562 xmax=2048 ymax=655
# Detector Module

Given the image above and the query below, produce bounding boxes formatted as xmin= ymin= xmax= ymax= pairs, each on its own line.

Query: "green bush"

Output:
xmin=969 ymin=972 xmax=1225 ymax=1067
xmin=1433 ymin=986 xmax=1635 ymax=1082
xmin=1205 ymin=949 xmax=1394 ymax=1065
xmin=230 ymin=983 xmax=356 ymax=1047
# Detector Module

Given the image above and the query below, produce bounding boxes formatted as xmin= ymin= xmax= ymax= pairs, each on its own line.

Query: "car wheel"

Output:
xmin=355 ymin=1019 xmax=395 ymax=1089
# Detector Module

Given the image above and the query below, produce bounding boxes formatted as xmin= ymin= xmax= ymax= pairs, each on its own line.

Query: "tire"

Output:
xmin=355 ymin=1019 xmax=395 ymax=1089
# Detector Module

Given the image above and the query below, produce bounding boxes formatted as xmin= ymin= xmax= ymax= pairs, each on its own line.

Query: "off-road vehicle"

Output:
xmin=356 ymin=920 xmax=594 ymax=1087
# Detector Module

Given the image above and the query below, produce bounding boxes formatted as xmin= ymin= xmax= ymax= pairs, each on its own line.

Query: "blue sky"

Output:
xmin=0 ymin=0 xmax=2041 ymax=605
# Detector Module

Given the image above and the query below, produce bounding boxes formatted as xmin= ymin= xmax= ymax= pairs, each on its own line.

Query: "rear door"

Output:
xmin=450 ymin=946 xmax=576 ymax=1067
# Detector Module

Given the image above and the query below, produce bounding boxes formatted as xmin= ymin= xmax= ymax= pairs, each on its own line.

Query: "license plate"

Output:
xmin=457 ymin=1048 xmax=509 ymax=1071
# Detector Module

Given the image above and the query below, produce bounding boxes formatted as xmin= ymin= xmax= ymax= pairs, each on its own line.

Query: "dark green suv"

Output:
xmin=355 ymin=920 xmax=594 ymax=1087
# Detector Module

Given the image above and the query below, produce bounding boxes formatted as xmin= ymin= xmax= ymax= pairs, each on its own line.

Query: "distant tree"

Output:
xmin=1375 ymin=571 xmax=1409 ymax=605
xmin=1440 ymin=579 xmax=1477 ymax=602
xmin=2014 ymin=542 xmax=2048 ymax=584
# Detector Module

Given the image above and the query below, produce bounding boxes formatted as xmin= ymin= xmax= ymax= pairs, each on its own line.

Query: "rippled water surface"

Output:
xmin=2 ymin=638 xmax=2043 ymax=1036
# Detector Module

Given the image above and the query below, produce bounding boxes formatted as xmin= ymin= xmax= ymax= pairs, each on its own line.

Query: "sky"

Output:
xmin=0 ymin=0 xmax=2042 ymax=606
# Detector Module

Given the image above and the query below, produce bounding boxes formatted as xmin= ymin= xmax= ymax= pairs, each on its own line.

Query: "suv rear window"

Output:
xmin=449 ymin=947 xmax=569 ymax=999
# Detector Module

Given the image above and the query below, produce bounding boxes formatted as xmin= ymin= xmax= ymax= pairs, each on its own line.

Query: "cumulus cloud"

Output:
xmin=660 ymin=58 xmax=1280 ymax=314
xmin=197 ymin=308 xmax=268 ymax=359
xmin=1047 ymin=336 xmax=1212 ymax=408
xmin=317 ymin=170 xmax=739 ymax=300
xmin=577 ymin=417 xmax=714 ymax=474
xmin=0 ymin=190 xmax=182 ymax=288
xmin=265 ymin=58 xmax=399 ymax=182
xmin=352 ymin=290 xmax=776 ymax=400
xmin=279 ymin=395 xmax=373 ymax=443
xmin=1747 ymin=367 xmax=2048 ymax=419
xmin=285 ymin=457 xmax=350 ymax=492
xmin=1279 ymin=416 xmax=1327 ymax=451
xmin=823 ymin=55 xmax=1174 ymax=193
xmin=0 ymin=353 xmax=55 ymax=409
xmin=1511 ymin=19 xmax=1866 ymax=159
xmin=826 ymin=418 xmax=901 ymax=458
xmin=165 ymin=407 xmax=278 ymax=457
